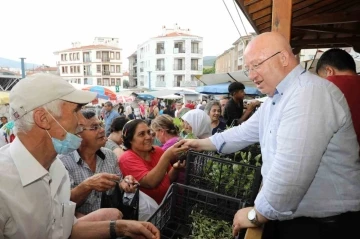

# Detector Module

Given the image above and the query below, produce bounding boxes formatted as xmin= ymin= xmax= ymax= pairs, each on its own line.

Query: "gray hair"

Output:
xmin=204 ymin=101 xmax=222 ymax=115
xmin=11 ymin=99 xmax=63 ymax=134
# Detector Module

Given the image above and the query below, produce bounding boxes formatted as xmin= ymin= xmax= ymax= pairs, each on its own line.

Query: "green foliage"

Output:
xmin=189 ymin=209 xmax=232 ymax=239
xmin=203 ymin=67 xmax=215 ymax=75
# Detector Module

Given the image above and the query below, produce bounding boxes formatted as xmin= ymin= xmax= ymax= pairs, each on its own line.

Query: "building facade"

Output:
xmin=128 ymin=51 xmax=137 ymax=87
xmin=215 ymin=34 xmax=256 ymax=73
xmin=54 ymin=37 xmax=124 ymax=88
xmin=134 ymin=24 xmax=203 ymax=89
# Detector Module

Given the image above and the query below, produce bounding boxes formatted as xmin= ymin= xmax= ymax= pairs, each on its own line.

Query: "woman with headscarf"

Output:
xmin=181 ymin=109 xmax=212 ymax=139
xmin=125 ymin=105 xmax=135 ymax=119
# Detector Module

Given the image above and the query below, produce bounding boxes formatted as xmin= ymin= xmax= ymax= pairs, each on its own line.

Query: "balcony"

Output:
xmin=173 ymin=64 xmax=185 ymax=70
xmin=180 ymin=81 xmax=198 ymax=87
xmin=102 ymin=57 xmax=110 ymax=62
xmin=191 ymin=48 xmax=203 ymax=54
xmin=156 ymin=81 xmax=166 ymax=87
xmin=156 ymin=48 xmax=165 ymax=54
xmin=156 ymin=65 xmax=165 ymax=71
xmin=83 ymin=57 xmax=92 ymax=63
xmin=102 ymin=71 xmax=110 ymax=75
xmin=191 ymin=65 xmax=203 ymax=71
xmin=173 ymin=48 xmax=185 ymax=54
xmin=84 ymin=71 xmax=92 ymax=76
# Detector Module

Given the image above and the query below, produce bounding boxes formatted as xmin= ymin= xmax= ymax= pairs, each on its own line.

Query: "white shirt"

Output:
xmin=0 ymin=138 xmax=75 ymax=239
xmin=211 ymin=65 xmax=360 ymax=220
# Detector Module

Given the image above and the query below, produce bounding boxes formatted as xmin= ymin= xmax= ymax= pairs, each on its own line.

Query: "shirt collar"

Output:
xmin=276 ymin=64 xmax=305 ymax=95
xmin=74 ymin=148 xmax=106 ymax=165
xmin=10 ymin=137 xmax=50 ymax=187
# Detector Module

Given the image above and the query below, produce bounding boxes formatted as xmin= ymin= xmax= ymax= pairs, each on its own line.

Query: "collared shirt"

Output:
xmin=210 ymin=65 xmax=360 ymax=220
xmin=104 ymin=110 xmax=120 ymax=136
xmin=0 ymin=138 xmax=75 ymax=239
xmin=58 ymin=148 xmax=121 ymax=215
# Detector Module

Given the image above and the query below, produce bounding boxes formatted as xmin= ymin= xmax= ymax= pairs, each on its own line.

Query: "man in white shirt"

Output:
xmin=0 ymin=73 xmax=160 ymax=239
xmin=183 ymin=32 xmax=360 ymax=239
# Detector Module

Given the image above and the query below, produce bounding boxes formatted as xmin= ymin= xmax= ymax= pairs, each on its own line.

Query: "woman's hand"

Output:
xmin=166 ymin=140 xmax=189 ymax=157
xmin=172 ymin=160 xmax=186 ymax=169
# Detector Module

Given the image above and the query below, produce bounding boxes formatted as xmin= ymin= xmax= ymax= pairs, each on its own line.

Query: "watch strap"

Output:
xmin=110 ymin=220 xmax=117 ymax=239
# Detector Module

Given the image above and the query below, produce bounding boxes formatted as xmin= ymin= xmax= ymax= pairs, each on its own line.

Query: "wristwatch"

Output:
xmin=110 ymin=220 xmax=117 ymax=239
xmin=248 ymin=208 xmax=261 ymax=226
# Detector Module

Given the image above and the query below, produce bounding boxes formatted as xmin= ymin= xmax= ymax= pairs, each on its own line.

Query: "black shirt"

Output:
xmin=224 ymin=98 xmax=243 ymax=126
xmin=212 ymin=121 xmax=227 ymax=135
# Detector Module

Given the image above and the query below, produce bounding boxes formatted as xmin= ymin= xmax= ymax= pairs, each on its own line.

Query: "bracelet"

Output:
xmin=110 ymin=220 xmax=117 ymax=239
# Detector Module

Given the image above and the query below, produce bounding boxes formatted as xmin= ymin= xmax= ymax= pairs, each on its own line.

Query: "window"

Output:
xmin=103 ymin=79 xmax=109 ymax=86
xmin=110 ymin=65 xmax=115 ymax=73
xmin=110 ymin=52 xmax=114 ymax=59
xmin=77 ymin=53 xmax=80 ymax=60
xmin=97 ymin=78 xmax=102 ymax=85
xmin=64 ymin=54 xmax=67 ymax=61
xmin=116 ymin=65 xmax=121 ymax=73
xmin=70 ymin=54 xmax=73 ymax=61
xmin=111 ymin=78 xmax=115 ymax=86
xmin=77 ymin=66 xmax=80 ymax=73
xmin=96 ymin=51 xmax=101 ymax=59
xmin=97 ymin=65 xmax=101 ymax=73
xmin=62 ymin=66 xmax=68 ymax=73
xmin=116 ymin=78 xmax=121 ymax=86
xmin=116 ymin=52 xmax=120 ymax=60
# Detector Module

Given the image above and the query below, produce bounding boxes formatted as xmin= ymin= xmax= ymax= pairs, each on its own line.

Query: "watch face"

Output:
xmin=248 ymin=209 xmax=256 ymax=220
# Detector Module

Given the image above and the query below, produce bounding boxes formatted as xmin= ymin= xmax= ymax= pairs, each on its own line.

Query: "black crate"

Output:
xmin=185 ymin=151 xmax=262 ymax=205
xmin=148 ymin=183 xmax=246 ymax=239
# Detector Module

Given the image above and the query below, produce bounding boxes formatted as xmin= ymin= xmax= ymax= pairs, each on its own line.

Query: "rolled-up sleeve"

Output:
xmin=255 ymin=85 xmax=346 ymax=220
xmin=210 ymin=109 xmax=260 ymax=154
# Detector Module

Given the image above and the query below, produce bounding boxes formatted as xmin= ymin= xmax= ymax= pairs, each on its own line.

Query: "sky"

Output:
xmin=0 ymin=0 xmax=254 ymax=71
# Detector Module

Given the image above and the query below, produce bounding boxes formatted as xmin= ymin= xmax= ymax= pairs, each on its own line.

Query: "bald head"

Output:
xmin=244 ymin=32 xmax=299 ymax=96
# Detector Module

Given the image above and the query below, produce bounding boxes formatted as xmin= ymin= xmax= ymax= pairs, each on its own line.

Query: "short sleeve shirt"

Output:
xmin=58 ymin=148 xmax=121 ymax=215
xmin=119 ymin=146 xmax=171 ymax=204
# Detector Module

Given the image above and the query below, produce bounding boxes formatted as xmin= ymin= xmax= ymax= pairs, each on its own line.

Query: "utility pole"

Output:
xmin=20 ymin=57 xmax=26 ymax=79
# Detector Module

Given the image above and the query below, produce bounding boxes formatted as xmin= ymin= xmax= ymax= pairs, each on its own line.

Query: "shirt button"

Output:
xmin=272 ymin=102 xmax=275 ymax=105
xmin=281 ymin=93 xmax=283 ymax=95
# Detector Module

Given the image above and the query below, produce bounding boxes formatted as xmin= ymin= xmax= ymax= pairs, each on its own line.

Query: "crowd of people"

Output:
xmin=0 ymin=32 xmax=359 ymax=239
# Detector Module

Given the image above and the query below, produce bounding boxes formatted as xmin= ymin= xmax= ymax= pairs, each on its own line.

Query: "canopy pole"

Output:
xmin=227 ymin=73 xmax=238 ymax=82
xmin=271 ymin=0 xmax=293 ymax=41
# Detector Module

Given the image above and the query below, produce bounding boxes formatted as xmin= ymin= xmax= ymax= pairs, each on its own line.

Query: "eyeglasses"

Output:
xmin=82 ymin=123 xmax=104 ymax=131
xmin=244 ymin=51 xmax=281 ymax=77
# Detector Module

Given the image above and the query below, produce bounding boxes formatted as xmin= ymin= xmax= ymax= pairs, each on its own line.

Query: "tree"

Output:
xmin=203 ymin=60 xmax=216 ymax=74
xmin=123 ymin=80 xmax=130 ymax=89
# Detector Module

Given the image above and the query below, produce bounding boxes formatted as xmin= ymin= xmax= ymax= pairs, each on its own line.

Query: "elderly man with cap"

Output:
xmin=183 ymin=32 xmax=360 ymax=239
xmin=223 ymin=82 xmax=260 ymax=126
xmin=0 ymin=73 xmax=160 ymax=239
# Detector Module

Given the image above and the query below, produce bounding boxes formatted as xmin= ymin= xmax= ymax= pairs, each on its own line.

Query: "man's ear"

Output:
xmin=33 ymin=108 xmax=51 ymax=130
xmin=280 ymin=51 xmax=289 ymax=67
xmin=325 ymin=66 xmax=336 ymax=76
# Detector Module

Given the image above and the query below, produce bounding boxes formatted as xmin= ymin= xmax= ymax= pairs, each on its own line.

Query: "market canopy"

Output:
xmin=198 ymin=71 xmax=256 ymax=87
xmin=235 ymin=0 xmax=360 ymax=53
xmin=196 ymin=82 xmax=261 ymax=95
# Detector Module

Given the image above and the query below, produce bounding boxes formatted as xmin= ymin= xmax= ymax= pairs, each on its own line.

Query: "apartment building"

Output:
xmin=128 ymin=51 xmax=137 ymax=87
xmin=134 ymin=24 xmax=203 ymax=89
xmin=215 ymin=34 xmax=256 ymax=73
xmin=54 ymin=37 xmax=123 ymax=88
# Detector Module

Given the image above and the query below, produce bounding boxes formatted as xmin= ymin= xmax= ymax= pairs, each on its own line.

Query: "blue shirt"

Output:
xmin=210 ymin=65 xmax=360 ymax=220
xmin=104 ymin=110 xmax=120 ymax=136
